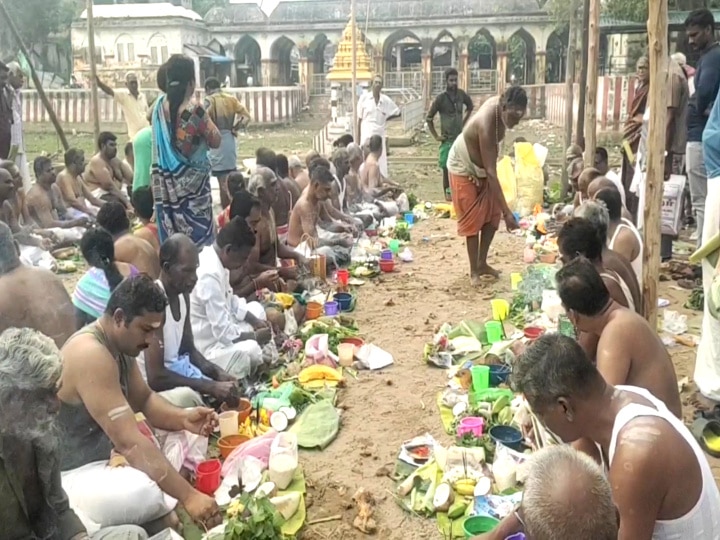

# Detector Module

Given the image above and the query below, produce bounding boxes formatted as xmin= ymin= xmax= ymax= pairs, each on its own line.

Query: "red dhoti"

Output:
xmin=449 ymin=172 xmax=502 ymax=237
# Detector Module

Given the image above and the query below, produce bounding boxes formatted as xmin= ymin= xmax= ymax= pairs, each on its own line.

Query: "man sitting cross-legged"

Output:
xmin=58 ymin=275 xmax=222 ymax=532
xmin=479 ymin=334 xmax=720 ymax=540
xmin=141 ymin=234 xmax=239 ymax=406
xmin=97 ymin=200 xmax=160 ymax=278
xmin=0 ymin=327 xmax=149 ymax=540
xmin=56 ymin=148 xmax=105 ymax=219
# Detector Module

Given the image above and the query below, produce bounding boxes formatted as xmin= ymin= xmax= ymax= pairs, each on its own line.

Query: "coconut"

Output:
xmin=474 ymin=476 xmax=492 ymax=497
xmin=452 ymin=401 xmax=467 ymax=418
xmin=255 ymin=482 xmax=277 ymax=498
xmin=279 ymin=406 xmax=297 ymax=420
xmin=432 ymin=482 xmax=455 ymax=512
xmin=270 ymin=411 xmax=288 ymax=432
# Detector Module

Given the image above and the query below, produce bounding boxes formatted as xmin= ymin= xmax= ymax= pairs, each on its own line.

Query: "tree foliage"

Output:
xmin=0 ymin=0 xmax=76 ymax=57
xmin=604 ymin=0 xmax=720 ymax=23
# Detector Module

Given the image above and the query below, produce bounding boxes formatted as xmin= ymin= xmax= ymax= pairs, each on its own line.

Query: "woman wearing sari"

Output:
xmin=152 ymin=55 xmax=221 ymax=247
xmin=620 ymin=56 xmax=650 ymax=221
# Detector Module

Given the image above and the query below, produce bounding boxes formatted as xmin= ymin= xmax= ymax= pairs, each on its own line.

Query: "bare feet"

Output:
xmin=470 ymin=272 xmax=498 ymax=287
xmin=477 ymin=264 xmax=500 ymax=278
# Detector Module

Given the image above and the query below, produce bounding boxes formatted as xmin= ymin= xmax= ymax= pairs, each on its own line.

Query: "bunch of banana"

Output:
xmin=298 ymin=365 xmax=343 ymax=384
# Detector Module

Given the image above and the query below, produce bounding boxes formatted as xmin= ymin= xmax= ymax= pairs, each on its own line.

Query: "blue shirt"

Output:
xmin=703 ymin=97 xmax=720 ymax=178
xmin=687 ymin=43 xmax=720 ymax=142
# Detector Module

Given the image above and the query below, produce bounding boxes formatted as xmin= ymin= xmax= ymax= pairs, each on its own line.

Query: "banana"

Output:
xmin=453 ymin=479 xmax=476 ymax=497
xmin=298 ymin=365 xmax=343 ymax=384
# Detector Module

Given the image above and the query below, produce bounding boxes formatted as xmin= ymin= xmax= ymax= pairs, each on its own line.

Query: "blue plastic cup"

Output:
xmin=404 ymin=212 xmax=415 ymax=225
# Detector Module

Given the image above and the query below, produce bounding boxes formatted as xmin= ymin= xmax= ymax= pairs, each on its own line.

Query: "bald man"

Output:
xmin=588 ymin=177 xmax=634 ymax=221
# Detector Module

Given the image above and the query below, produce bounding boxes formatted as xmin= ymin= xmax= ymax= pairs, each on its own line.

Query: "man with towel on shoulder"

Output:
xmin=447 ymin=86 xmax=526 ymax=285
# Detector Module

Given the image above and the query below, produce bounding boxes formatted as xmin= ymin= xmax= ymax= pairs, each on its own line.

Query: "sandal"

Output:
xmin=690 ymin=417 xmax=720 ymax=458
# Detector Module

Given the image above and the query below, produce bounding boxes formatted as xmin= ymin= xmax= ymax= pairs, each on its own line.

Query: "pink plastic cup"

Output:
xmin=456 ymin=416 xmax=485 ymax=438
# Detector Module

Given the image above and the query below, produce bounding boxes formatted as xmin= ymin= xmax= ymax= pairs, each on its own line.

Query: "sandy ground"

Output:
xmin=43 ymin=116 xmax=718 ymax=539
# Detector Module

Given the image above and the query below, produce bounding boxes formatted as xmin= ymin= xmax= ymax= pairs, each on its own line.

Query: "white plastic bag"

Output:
xmin=662 ymin=175 xmax=686 ymax=236
xmin=268 ymin=432 xmax=299 ymax=489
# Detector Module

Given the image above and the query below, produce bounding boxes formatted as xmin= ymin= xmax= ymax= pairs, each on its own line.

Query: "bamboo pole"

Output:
xmin=87 ymin=0 xmax=100 ymax=142
xmin=582 ymin=0 xmax=599 ymax=167
xmin=351 ymin=0 xmax=358 ymax=143
xmin=576 ymin=0 xmax=590 ymax=148
xmin=642 ymin=0 xmax=668 ymax=326
xmin=0 ymin=0 xmax=69 ymax=151
xmin=561 ymin=11 xmax=578 ymax=197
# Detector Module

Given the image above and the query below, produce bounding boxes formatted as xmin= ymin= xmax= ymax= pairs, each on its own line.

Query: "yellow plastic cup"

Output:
xmin=491 ymin=299 xmax=510 ymax=321
xmin=510 ymin=273 xmax=523 ymax=291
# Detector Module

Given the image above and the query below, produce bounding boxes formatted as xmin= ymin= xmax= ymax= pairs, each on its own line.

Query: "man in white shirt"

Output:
xmin=189 ymin=217 xmax=271 ymax=384
xmin=5 ymin=62 xmax=29 ymax=191
xmin=357 ymin=75 xmax=401 ymax=179
xmin=96 ymin=73 xmax=150 ymax=139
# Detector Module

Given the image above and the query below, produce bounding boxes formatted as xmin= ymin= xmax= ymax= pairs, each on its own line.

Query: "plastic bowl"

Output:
xmin=334 ymin=292 xmax=353 ymax=312
xmin=195 ymin=459 xmax=222 ymax=495
xmin=523 ymin=326 xmax=545 ymax=340
xmin=489 ymin=425 xmax=524 ymax=451
xmin=380 ymin=249 xmax=394 ymax=261
xmin=324 ymin=301 xmax=339 ymax=316
xmin=366 ymin=228 xmax=378 ymax=237
xmin=463 ymin=515 xmax=500 ymax=537
xmin=340 ymin=337 xmax=365 ymax=348
xmin=306 ymin=301 xmax=322 ymax=320
xmin=380 ymin=259 xmax=395 ymax=273
xmin=488 ymin=364 xmax=511 ymax=386
xmin=218 ymin=434 xmax=250 ymax=459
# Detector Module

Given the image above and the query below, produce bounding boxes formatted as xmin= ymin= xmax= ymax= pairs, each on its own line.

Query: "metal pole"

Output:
xmin=351 ymin=0 xmax=358 ymax=143
xmin=87 ymin=0 xmax=100 ymax=142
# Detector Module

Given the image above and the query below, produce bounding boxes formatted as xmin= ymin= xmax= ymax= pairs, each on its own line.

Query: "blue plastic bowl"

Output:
xmin=489 ymin=425 xmax=523 ymax=451
xmin=489 ymin=364 xmax=511 ymax=386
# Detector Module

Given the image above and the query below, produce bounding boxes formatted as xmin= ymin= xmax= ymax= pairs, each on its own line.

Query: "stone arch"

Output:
xmin=545 ymin=28 xmax=568 ymax=84
xmin=270 ymin=35 xmax=299 ymax=86
xmin=507 ymin=28 xmax=536 ymax=84
xmin=234 ymin=35 xmax=261 ymax=86
xmin=113 ymin=33 xmax=135 ymax=64
xmin=308 ymin=33 xmax=331 ymax=74
xmin=207 ymin=39 xmax=225 ymax=56
xmin=147 ymin=33 xmax=169 ymax=65
xmin=468 ymin=29 xmax=496 ymax=70
xmin=431 ymin=30 xmax=457 ymax=70
xmin=383 ymin=29 xmax=423 ymax=73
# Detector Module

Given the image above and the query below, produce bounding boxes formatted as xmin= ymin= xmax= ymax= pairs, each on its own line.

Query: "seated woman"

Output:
xmin=72 ymin=226 xmax=138 ymax=328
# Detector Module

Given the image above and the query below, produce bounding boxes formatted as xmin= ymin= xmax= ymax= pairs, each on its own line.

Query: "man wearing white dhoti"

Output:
xmin=357 ymin=75 xmax=400 ymax=180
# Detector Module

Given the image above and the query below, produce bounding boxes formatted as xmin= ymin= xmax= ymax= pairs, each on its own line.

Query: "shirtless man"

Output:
xmin=0 ymin=159 xmax=30 ymax=224
xmin=288 ymin=155 xmax=308 ymax=192
xmin=276 ymin=154 xmax=302 ymax=211
xmin=0 ymin=221 xmax=75 ymax=347
xmin=26 ymin=156 xmax=90 ymax=242
xmin=556 ymin=257 xmax=681 ymax=416
xmin=96 ymin=200 xmax=160 ymax=278
xmin=574 ymin=167 xmax=602 ymax=208
xmin=359 ymin=135 xmax=402 ymax=200
xmin=446 ymin=87 xmax=524 ymax=284
xmin=56 ymin=148 xmax=105 ymax=218
xmin=478 ymin=333 xmax=720 ymax=540
xmin=255 ymin=149 xmax=295 ymax=243
xmin=287 ymin=165 xmax=353 ymax=249
xmin=84 ymin=131 xmax=131 ymax=208
xmin=344 ymin=143 xmax=364 ymax=206
xmin=594 ymin=187 xmax=642 ymax=284
xmin=293 ymin=151 xmax=317 ymax=192
xmin=588 ymin=176 xmax=634 ymax=221
xmin=0 ymin=166 xmax=53 ymax=250
xmin=131 ymin=186 xmax=160 ymax=253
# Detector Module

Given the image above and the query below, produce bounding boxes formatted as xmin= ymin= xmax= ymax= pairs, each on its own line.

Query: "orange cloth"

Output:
xmin=450 ymin=172 xmax=502 ymax=236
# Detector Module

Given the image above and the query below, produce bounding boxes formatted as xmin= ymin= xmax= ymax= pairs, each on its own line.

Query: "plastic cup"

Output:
xmin=485 ymin=321 xmax=503 ymax=344
xmin=381 ymin=249 xmax=394 ymax=261
xmin=336 ymin=268 xmax=349 ymax=286
xmin=470 ymin=365 xmax=490 ymax=392
xmin=404 ymin=212 xmax=415 ymax=225
xmin=334 ymin=292 xmax=353 ymax=311
xmin=490 ymin=299 xmax=510 ymax=321
xmin=195 ymin=459 xmax=222 ymax=495
xmin=388 ymin=239 xmax=400 ymax=254
xmin=457 ymin=416 xmax=484 ymax=438
xmin=510 ymin=272 xmax=523 ymax=291
xmin=218 ymin=410 xmax=239 ymax=439
xmin=337 ymin=343 xmax=355 ymax=367
xmin=324 ymin=301 xmax=339 ymax=316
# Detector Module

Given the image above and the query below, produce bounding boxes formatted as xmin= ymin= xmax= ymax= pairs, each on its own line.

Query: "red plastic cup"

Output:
xmin=336 ymin=269 xmax=349 ymax=286
xmin=195 ymin=459 xmax=221 ymax=495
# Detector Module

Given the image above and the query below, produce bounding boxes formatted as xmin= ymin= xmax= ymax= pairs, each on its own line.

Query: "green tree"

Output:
xmin=0 ymin=0 xmax=76 ymax=57
xmin=604 ymin=0 xmax=720 ymax=23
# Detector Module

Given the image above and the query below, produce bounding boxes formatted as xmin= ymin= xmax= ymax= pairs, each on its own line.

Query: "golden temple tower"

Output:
xmin=327 ymin=19 xmax=374 ymax=81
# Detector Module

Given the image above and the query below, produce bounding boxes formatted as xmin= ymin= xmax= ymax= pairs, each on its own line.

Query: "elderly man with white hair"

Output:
xmin=0 ymin=327 xmax=149 ymax=539
xmin=5 ymin=62 xmax=29 ymax=191
xmin=95 ymin=72 xmax=149 ymax=138
xmin=473 ymin=445 xmax=618 ymax=540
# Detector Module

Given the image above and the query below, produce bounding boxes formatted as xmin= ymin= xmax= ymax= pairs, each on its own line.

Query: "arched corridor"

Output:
xmin=468 ymin=29 xmax=497 ymax=92
xmin=234 ymin=35 xmax=261 ymax=86
xmin=430 ymin=31 xmax=458 ymax=94
xmin=545 ymin=29 xmax=568 ymax=84
xmin=507 ymin=28 xmax=536 ymax=85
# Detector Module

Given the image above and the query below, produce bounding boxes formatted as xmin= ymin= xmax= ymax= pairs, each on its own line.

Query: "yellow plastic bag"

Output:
xmin=497 ymin=156 xmax=517 ymax=210
xmin=513 ymin=142 xmax=545 ymax=217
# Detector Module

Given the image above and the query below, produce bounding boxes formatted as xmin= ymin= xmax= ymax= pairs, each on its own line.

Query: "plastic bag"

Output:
xmin=497 ymin=156 xmax=517 ymax=210
xmin=304 ymin=334 xmax=338 ymax=367
xmin=268 ymin=432 xmax=299 ymax=489
xmin=661 ymin=175 xmax=686 ymax=236
xmin=221 ymin=431 xmax=277 ymax=479
xmin=513 ymin=142 xmax=544 ymax=217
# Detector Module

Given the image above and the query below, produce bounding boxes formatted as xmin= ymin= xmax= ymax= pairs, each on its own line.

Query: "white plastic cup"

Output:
xmin=218 ymin=411 xmax=239 ymax=439
xmin=337 ymin=343 xmax=355 ymax=367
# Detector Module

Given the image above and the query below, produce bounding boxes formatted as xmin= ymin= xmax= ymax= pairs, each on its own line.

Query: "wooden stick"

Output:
xmin=308 ymin=514 xmax=343 ymax=525
xmin=0 ymin=0 xmax=69 ymax=151
xmin=642 ymin=0 xmax=669 ymax=326
xmin=561 ymin=5 xmax=578 ymax=197
xmin=87 ymin=0 xmax=101 ymax=142
xmin=350 ymin=0 xmax=358 ymax=143
xmin=582 ymin=0 xmax=600 ymax=167
xmin=576 ymin=0 xmax=590 ymax=148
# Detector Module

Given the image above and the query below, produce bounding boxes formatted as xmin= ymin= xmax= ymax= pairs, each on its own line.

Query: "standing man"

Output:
xmin=204 ymin=77 xmax=252 ymax=209
xmin=96 ymin=73 xmax=149 ymax=139
xmin=357 ymin=75 xmax=400 ymax=180
xmin=446 ymin=86 xmax=525 ymax=285
xmin=685 ymin=9 xmax=720 ymax=245
xmin=0 ymin=62 xmax=12 ymax=160
xmin=426 ymin=68 xmax=474 ymax=201
xmin=6 ymin=62 xmax=29 ymax=191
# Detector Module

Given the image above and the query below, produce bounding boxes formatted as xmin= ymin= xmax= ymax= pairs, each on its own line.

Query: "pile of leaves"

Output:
xmin=222 ymin=493 xmax=285 ymax=540
xmin=299 ymin=316 xmax=359 ymax=353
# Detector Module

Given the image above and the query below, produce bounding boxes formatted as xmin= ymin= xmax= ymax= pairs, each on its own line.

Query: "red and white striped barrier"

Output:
xmin=20 ymin=87 xmax=304 ymax=127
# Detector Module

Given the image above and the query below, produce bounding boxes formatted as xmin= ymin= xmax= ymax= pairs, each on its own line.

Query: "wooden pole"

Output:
xmin=642 ymin=0 xmax=668 ymax=326
xmin=576 ymin=0 xmax=590 ymax=148
xmin=0 ymin=0 xmax=69 ymax=151
xmin=582 ymin=0 xmax=600 ymax=167
xmin=561 ymin=11 xmax=578 ymax=198
xmin=87 ymin=0 xmax=101 ymax=142
xmin=350 ymin=0 xmax=358 ymax=143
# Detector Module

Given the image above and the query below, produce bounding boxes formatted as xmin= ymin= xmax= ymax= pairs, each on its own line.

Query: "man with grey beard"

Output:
xmin=0 ymin=327 xmax=148 ymax=539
